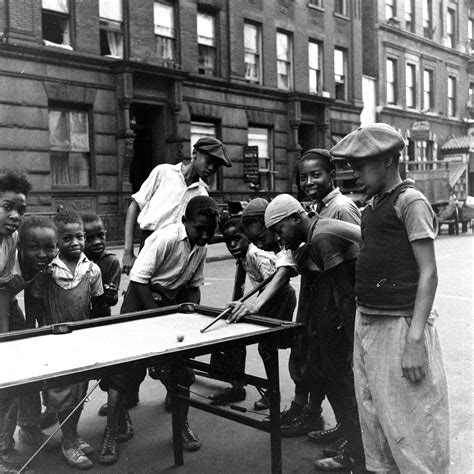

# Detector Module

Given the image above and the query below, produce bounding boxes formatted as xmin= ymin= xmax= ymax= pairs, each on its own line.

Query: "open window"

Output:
xmin=154 ymin=1 xmax=176 ymax=62
xmin=99 ymin=0 xmax=124 ymax=58
xmin=42 ymin=0 xmax=72 ymax=49
xmin=197 ymin=12 xmax=217 ymax=76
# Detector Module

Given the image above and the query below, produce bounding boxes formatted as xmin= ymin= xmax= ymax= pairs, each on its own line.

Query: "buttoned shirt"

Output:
xmin=132 ymin=163 xmax=208 ymax=232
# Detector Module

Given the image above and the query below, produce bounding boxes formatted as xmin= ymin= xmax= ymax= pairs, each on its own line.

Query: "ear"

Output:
xmin=329 ymin=169 xmax=337 ymax=181
xmin=293 ymin=213 xmax=302 ymax=224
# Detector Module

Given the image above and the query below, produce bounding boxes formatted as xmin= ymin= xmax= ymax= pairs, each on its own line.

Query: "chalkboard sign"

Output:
xmin=243 ymin=146 xmax=260 ymax=185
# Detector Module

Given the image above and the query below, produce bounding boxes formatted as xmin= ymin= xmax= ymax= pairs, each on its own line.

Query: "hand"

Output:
xmin=103 ymin=283 xmax=118 ymax=299
xmin=226 ymin=301 xmax=259 ymax=324
xmin=122 ymin=251 xmax=136 ymax=275
xmin=401 ymin=336 xmax=427 ymax=383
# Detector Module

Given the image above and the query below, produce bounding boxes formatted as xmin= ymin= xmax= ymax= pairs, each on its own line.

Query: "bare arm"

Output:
xmin=123 ymin=200 xmax=140 ymax=274
xmin=401 ymin=238 xmax=438 ymax=383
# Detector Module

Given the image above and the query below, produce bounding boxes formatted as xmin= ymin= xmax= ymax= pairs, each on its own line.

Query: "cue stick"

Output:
xmin=200 ymin=271 xmax=276 ymax=333
xmin=19 ymin=379 xmax=101 ymax=473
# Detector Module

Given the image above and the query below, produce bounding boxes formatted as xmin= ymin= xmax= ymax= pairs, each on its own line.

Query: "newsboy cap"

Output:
xmin=193 ymin=137 xmax=232 ymax=167
xmin=329 ymin=123 xmax=405 ymax=160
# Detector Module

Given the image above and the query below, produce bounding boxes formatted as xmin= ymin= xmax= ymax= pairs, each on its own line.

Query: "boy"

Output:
xmin=330 ymin=123 xmax=449 ymax=473
xmin=213 ymin=212 xmax=296 ymax=409
xmin=0 ymin=171 xmax=31 ymax=472
xmin=31 ymin=210 xmax=104 ymax=470
xmin=298 ymin=149 xmax=361 ymax=445
xmin=122 ymin=137 xmax=231 ymax=273
xmin=264 ymin=194 xmax=365 ymax=472
xmin=97 ymin=196 xmax=219 ymax=466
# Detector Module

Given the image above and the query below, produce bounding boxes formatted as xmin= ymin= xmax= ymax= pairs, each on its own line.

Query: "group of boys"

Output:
xmin=0 ymin=125 xmax=450 ymax=473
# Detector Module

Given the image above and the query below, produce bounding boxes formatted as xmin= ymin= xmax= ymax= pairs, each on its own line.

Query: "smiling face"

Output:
xmin=184 ymin=213 xmax=217 ymax=247
xmin=222 ymin=224 xmax=250 ymax=259
xmin=20 ymin=226 xmax=57 ymax=273
xmin=57 ymin=222 xmax=85 ymax=261
xmin=84 ymin=219 xmax=106 ymax=261
xmin=299 ymin=157 xmax=335 ymax=201
xmin=192 ymin=151 xmax=220 ymax=182
xmin=0 ymin=191 xmax=26 ymax=237
xmin=243 ymin=220 xmax=278 ymax=252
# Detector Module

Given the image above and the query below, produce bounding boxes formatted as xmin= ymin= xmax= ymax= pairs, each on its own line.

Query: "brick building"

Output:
xmin=0 ymin=0 xmax=363 ymax=242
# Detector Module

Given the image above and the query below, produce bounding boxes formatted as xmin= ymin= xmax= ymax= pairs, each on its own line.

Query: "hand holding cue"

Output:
xmin=200 ymin=271 xmax=276 ymax=333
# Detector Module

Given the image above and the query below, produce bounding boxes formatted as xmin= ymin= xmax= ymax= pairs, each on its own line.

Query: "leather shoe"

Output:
xmin=308 ymin=422 xmax=342 ymax=444
xmin=181 ymin=419 xmax=201 ymax=451
xmin=314 ymin=453 xmax=354 ymax=472
xmin=209 ymin=386 xmax=246 ymax=405
xmin=253 ymin=391 xmax=269 ymax=410
xmin=322 ymin=438 xmax=347 ymax=457
xmin=281 ymin=405 xmax=324 ymax=438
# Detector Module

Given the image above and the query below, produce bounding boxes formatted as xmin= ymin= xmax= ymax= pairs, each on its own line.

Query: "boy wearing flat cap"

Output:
xmin=330 ymin=123 xmax=449 ymax=473
xmin=264 ymin=195 xmax=366 ymax=472
xmin=122 ymin=136 xmax=231 ymax=274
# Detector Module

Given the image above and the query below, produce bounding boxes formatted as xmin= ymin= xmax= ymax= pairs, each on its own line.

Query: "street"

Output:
xmin=16 ymin=233 xmax=473 ymax=473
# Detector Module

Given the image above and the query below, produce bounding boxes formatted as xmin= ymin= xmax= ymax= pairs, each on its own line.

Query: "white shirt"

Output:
xmin=132 ymin=163 xmax=208 ymax=232
xmin=0 ymin=232 xmax=18 ymax=284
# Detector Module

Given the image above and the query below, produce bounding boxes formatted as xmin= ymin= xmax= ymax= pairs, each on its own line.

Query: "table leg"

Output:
xmin=266 ymin=347 xmax=282 ymax=474
xmin=170 ymin=360 xmax=184 ymax=466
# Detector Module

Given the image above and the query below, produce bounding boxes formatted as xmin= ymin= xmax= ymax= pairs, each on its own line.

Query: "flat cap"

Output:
xmin=329 ymin=123 xmax=405 ymax=160
xmin=193 ymin=137 xmax=232 ymax=167
xmin=242 ymin=198 xmax=269 ymax=218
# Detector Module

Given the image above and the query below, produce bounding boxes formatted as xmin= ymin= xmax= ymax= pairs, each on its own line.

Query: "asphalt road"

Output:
xmin=14 ymin=233 xmax=473 ymax=473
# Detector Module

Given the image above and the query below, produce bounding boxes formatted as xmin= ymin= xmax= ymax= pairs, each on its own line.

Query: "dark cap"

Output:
xmin=329 ymin=123 xmax=405 ymax=160
xmin=242 ymin=198 xmax=269 ymax=218
xmin=301 ymin=148 xmax=332 ymax=161
xmin=193 ymin=137 xmax=232 ymax=167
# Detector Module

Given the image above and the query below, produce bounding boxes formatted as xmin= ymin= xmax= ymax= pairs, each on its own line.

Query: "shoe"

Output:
xmin=280 ymin=401 xmax=304 ymax=424
xmin=1 ymin=448 xmax=29 ymax=471
xmin=117 ymin=410 xmax=134 ymax=443
xmin=322 ymin=439 xmax=348 ymax=458
xmin=19 ymin=427 xmax=60 ymax=453
xmin=209 ymin=386 xmax=246 ymax=405
xmin=181 ymin=419 xmax=201 ymax=452
xmin=97 ymin=427 xmax=119 ymax=466
xmin=253 ymin=390 xmax=270 ymax=410
xmin=165 ymin=391 xmax=172 ymax=413
xmin=76 ymin=436 xmax=94 ymax=456
xmin=308 ymin=423 xmax=342 ymax=445
xmin=98 ymin=402 xmax=108 ymax=417
xmin=39 ymin=412 xmax=57 ymax=430
xmin=281 ymin=405 xmax=324 ymax=438
xmin=61 ymin=444 xmax=93 ymax=470
xmin=314 ymin=453 xmax=355 ymax=472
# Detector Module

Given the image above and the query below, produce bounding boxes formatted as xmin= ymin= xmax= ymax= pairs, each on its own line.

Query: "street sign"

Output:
xmin=243 ymin=145 xmax=260 ymax=185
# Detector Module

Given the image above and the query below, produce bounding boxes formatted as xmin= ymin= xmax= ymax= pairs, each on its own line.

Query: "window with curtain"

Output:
xmin=244 ymin=22 xmax=262 ymax=83
xmin=190 ymin=121 xmax=219 ymax=190
xmin=405 ymin=0 xmax=414 ymax=32
xmin=446 ymin=9 xmax=456 ymax=49
xmin=447 ymin=76 xmax=456 ymax=117
xmin=385 ymin=0 xmax=395 ymax=20
xmin=423 ymin=69 xmax=434 ymax=111
xmin=154 ymin=1 xmax=176 ymax=61
xmin=49 ymin=109 xmax=90 ymax=187
xmin=99 ymin=0 xmax=123 ymax=58
xmin=197 ymin=12 xmax=216 ymax=76
xmin=334 ymin=48 xmax=347 ymax=100
xmin=423 ymin=0 xmax=433 ymax=38
xmin=469 ymin=18 xmax=474 ymax=54
xmin=248 ymin=127 xmax=273 ymax=191
xmin=386 ymin=58 xmax=397 ymax=104
xmin=308 ymin=41 xmax=322 ymax=94
xmin=42 ymin=0 xmax=71 ymax=47
xmin=405 ymin=63 xmax=416 ymax=108
xmin=276 ymin=31 xmax=292 ymax=90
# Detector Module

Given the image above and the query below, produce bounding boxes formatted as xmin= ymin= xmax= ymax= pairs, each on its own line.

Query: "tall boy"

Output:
xmin=264 ymin=194 xmax=365 ymax=472
xmin=97 ymin=196 xmax=219 ymax=466
xmin=330 ymin=123 xmax=449 ymax=473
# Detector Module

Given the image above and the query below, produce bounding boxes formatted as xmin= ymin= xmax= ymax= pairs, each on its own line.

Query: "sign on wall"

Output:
xmin=243 ymin=146 xmax=260 ymax=185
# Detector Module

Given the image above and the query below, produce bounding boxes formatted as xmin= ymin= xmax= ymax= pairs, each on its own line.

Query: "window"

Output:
xmin=385 ymin=0 xmax=395 ymax=20
xmin=422 ymin=0 xmax=433 ymax=38
xmin=469 ymin=18 xmax=474 ymax=54
xmin=446 ymin=9 xmax=456 ymax=49
xmin=447 ymin=76 xmax=456 ymax=117
xmin=248 ymin=127 xmax=273 ymax=191
xmin=405 ymin=0 xmax=414 ymax=32
xmin=244 ymin=22 xmax=262 ymax=83
xmin=468 ymin=81 xmax=474 ymax=105
xmin=190 ymin=121 xmax=219 ymax=190
xmin=308 ymin=0 xmax=324 ymax=7
xmin=308 ymin=41 xmax=322 ymax=94
xmin=334 ymin=0 xmax=347 ymax=15
xmin=197 ymin=12 xmax=216 ymax=76
xmin=49 ymin=108 xmax=90 ymax=187
xmin=276 ymin=31 xmax=293 ymax=90
xmin=334 ymin=48 xmax=347 ymax=100
xmin=386 ymin=58 xmax=397 ymax=105
xmin=42 ymin=0 xmax=71 ymax=48
xmin=423 ymin=69 xmax=434 ymax=111
xmin=154 ymin=1 xmax=176 ymax=61
xmin=405 ymin=64 xmax=416 ymax=108
xmin=99 ymin=0 xmax=123 ymax=58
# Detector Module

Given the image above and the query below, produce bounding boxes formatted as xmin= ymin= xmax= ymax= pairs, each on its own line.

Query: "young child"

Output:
xmin=0 ymin=171 xmax=31 ymax=472
xmin=30 ymin=210 xmax=104 ymax=470
xmin=212 ymin=211 xmax=297 ymax=409
xmin=330 ymin=123 xmax=449 ymax=473
xmin=264 ymin=194 xmax=365 ymax=472
xmin=97 ymin=196 xmax=219 ymax=466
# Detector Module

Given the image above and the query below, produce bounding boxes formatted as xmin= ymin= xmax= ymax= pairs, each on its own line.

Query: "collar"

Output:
xmin=52 ymin=252 xmax=88 ymax=269
xmin=176 ymin=162 xmax=208 ymax=190
xmin=321 ymin=187 xmax=341 ymax=206
xmin=366 ymin=179 xmax=414 ymax=208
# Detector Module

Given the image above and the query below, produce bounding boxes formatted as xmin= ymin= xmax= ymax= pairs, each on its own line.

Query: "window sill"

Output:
xmin=307 ymin=4 xmax=324 ymax=12
xmin=333 ymin=12 xmax=349 ymax=21
xmin=43 ymin=40 xmax=73 ymax=50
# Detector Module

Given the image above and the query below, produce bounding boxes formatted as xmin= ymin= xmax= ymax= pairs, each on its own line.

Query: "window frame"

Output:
xmin=308 ymin=0 xmax=324 ymax=7
xmin=247 ymin=126 xmax=274 ymax=192
xmin=422 ymin=0 xmax=433 ymax=38
xmin=405 ymin=63 xmax=417 ymax=109
xmin=386 ymin=58 xmax=398 ymax=105
xmin=276 ymin=30 xmax=293 ymax=91
xmin=334 ymin=47 xmax=347 ymax=101
xmin=447 ymin=76 xmax=457 ymax=117
xmin=423 ymin=69 xmax=434 ymax=111
xmin=334 ymin=0 xmax=347 ymax=16
xmin=42 ymin=0 xmax=73 ymax=49
xmin=154 ymin=1 xmax=177 ymax=63
xmin=308 ymin=40 xmax=323 ymax=95
xmin=244 ymin=21 xmax=262 ymax=84
xmin=405 ymin=0 xmax=414 ymax=32
xmin=385 ymin=0 xmax=396 ymax=20
xmin=197 ymin=11 xmax=217 ymax=76
xmin=446 ymin=8 xmax=456 ymax=49
xmin=99 ymin=0 xmax=124 ymax=58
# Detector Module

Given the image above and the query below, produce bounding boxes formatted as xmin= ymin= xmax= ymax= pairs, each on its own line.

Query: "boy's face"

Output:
xmin=57 ymin=222 xmax=85 ymax=260
xmin=270 ymin=215 xmax=303 ymax=251
xmin=84 ymin=219 xmax=106 ymax=261
xmin=222 ymin=225 xmax=250 ymax=259
xmin=184 ymin=213 xmax=217 ymax=247
xmin=0 ymin=191 xmax=27 ymax=237
xmin=244 ymin=220 xmax=276 ymax=252
xmin=192 ymin=151 xmax=220 ymax=182
xmin=348 ymin=156 xmax=386 ymax=197
xmin=299 ymin=158 xmax=335 ymax=202
xmin=21 ymin=227 xmax=57 ymax=272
